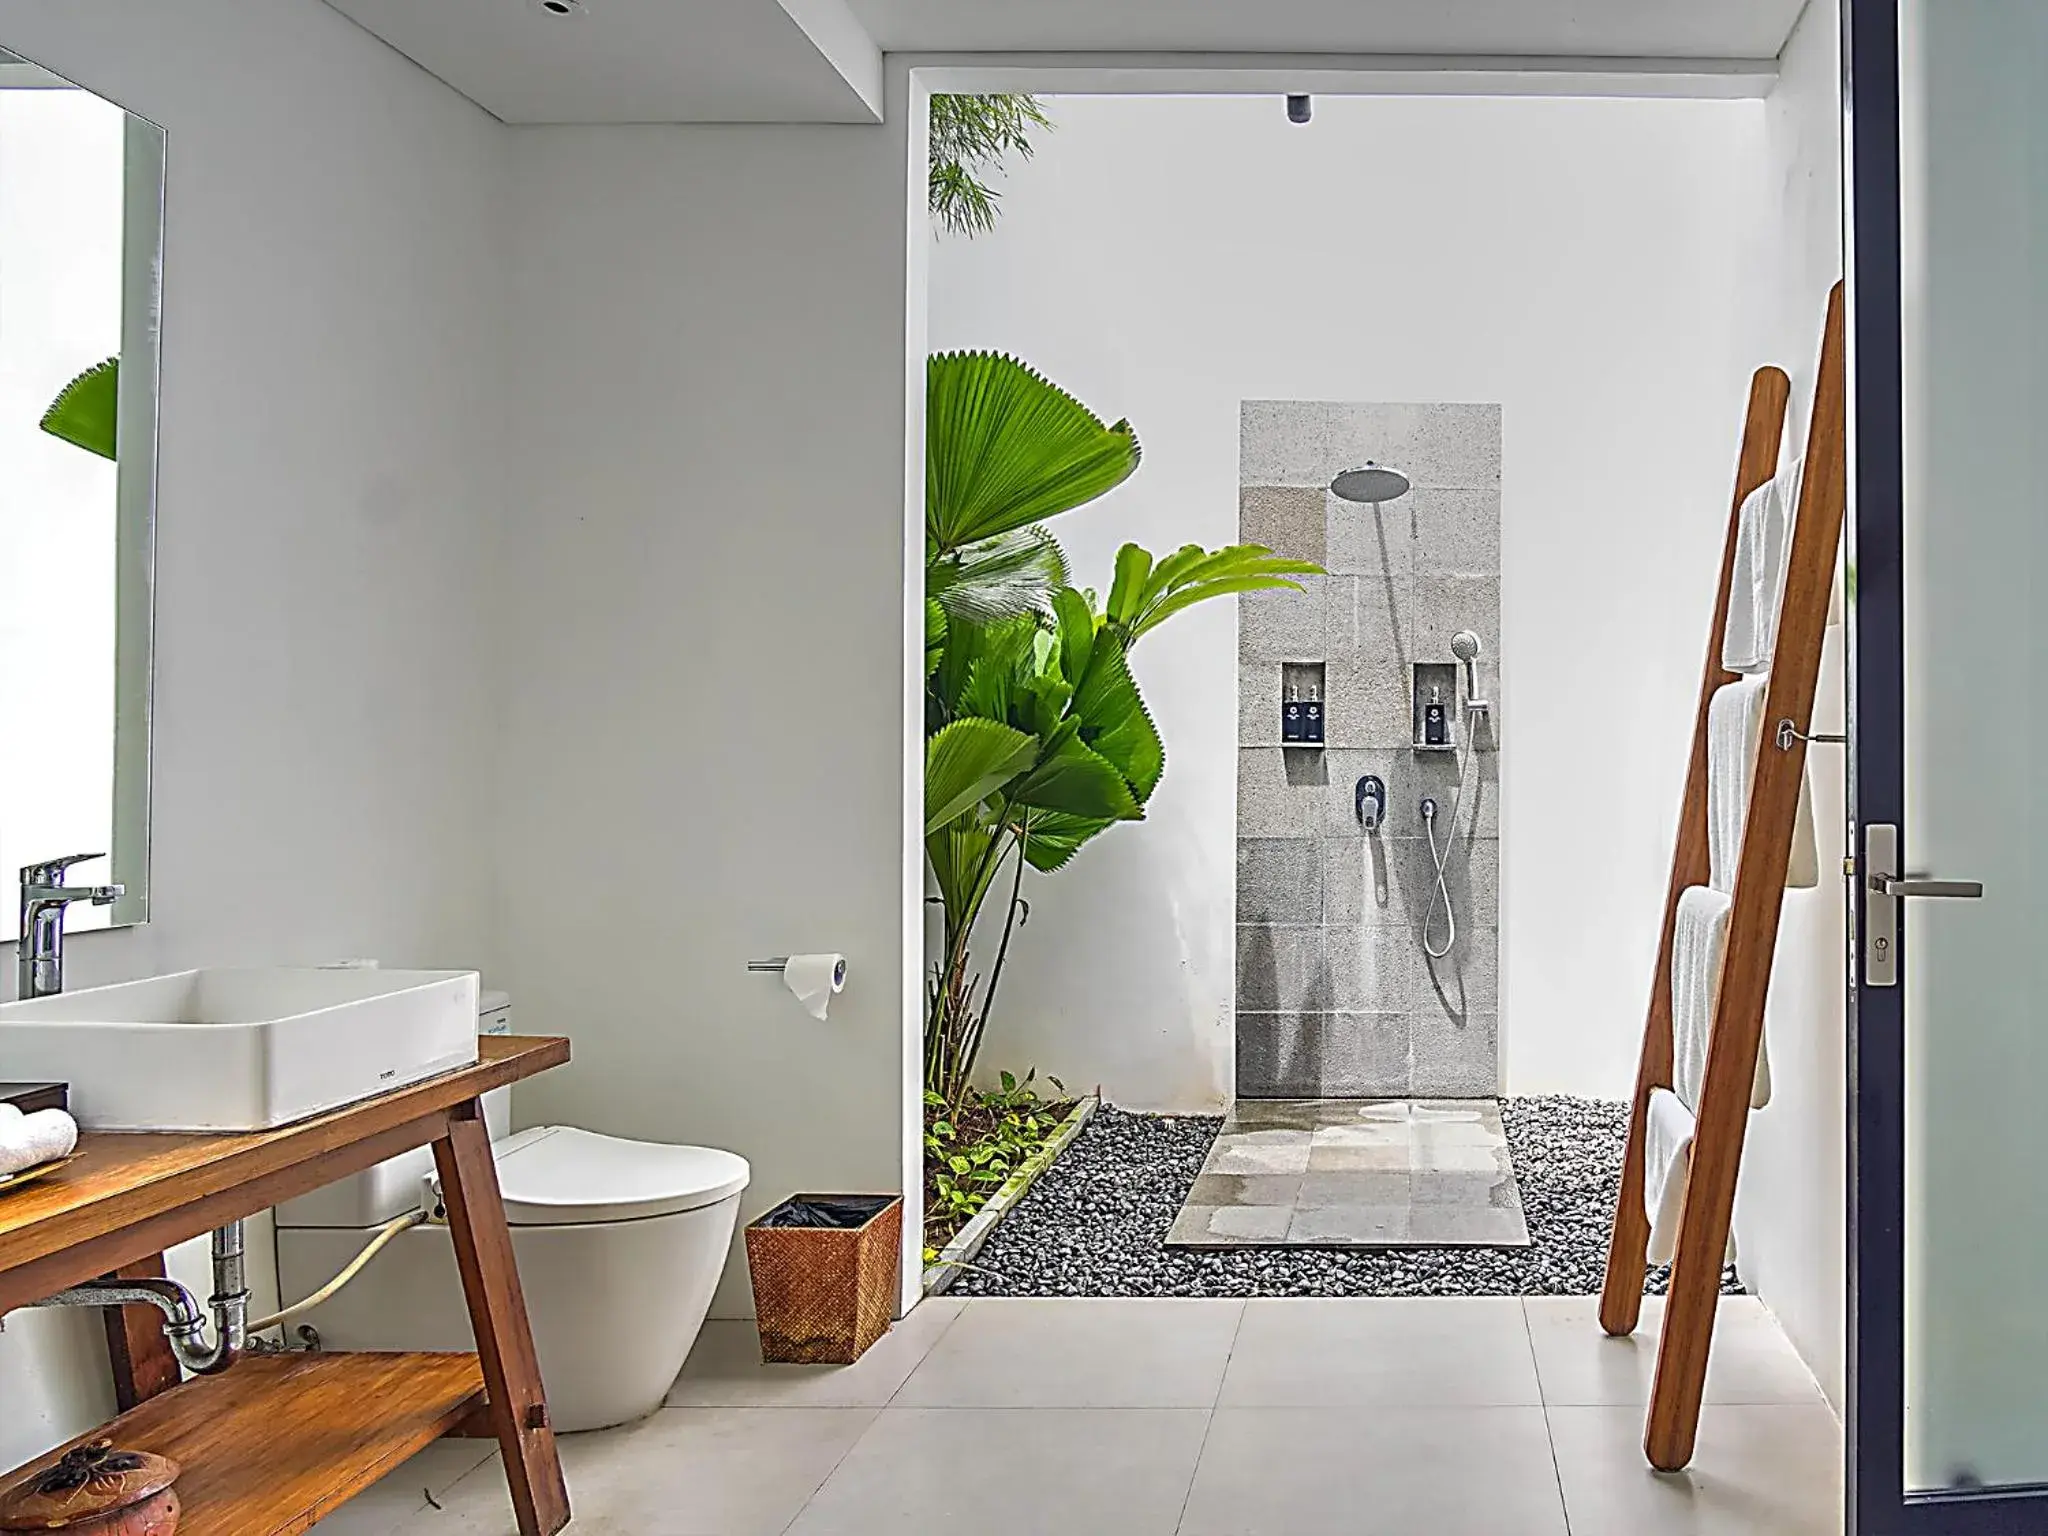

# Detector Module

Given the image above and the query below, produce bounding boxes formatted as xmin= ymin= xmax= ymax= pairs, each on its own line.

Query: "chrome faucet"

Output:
xmin=17 ymin=853 xmax=122 ymax=999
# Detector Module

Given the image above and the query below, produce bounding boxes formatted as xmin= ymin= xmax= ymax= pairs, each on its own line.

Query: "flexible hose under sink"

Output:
xmin=249 ymin=1208 xmax=429 ymax=1335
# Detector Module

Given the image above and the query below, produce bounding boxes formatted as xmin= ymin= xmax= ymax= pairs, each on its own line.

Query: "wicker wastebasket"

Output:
xmin=745 ymin=1194 xmax=902 ymax=1364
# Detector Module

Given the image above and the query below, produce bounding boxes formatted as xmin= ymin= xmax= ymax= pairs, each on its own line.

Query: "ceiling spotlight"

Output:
xmin=530 ymin=0 xmax=588 ymax=14
xmin=1286 ymin=94 xmax=1312 ymax=124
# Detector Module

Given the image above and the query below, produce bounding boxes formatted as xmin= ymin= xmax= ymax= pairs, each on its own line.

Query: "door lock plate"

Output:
xmin=1865 ymin=823 xmax=1899 ymax=987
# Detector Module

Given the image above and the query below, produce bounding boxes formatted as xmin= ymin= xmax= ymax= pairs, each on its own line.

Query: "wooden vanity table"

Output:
xmin=0 ymin=1035 xmax=572 ymax=1536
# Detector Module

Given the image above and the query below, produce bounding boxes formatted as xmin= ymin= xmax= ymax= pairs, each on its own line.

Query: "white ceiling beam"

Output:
xmin=778 ymin=0 xmax=884 ymax=118
xmin=905 ymin=52 xmax=1778 ymax=101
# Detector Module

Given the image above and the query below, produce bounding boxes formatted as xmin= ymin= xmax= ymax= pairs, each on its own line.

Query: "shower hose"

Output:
xmin=1420 ymin=746 xmax=1474 ymax=961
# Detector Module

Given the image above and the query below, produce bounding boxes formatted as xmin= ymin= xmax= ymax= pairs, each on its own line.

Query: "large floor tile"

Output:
xmin=667 ymin=1299 xmax=964 ymax=1408
xmin=309 ymin=1439 xmax=500 ymax=1532
xmin=1219 ymin=1296 xmax=1540 ymax=1406
xmin=1525 ymin=1296 xmax=1825 ymax=1406
xmin=418 ymin=1407 xmax=877 ymax=1536
xmin=1180 ymin=1406 xmax=1566 ymax=1535
xmin=1546 ymin=1403 xmax=1842 ymax=1536
xmin=786 ymin=1408 xmax=1209 ymax=1535
xmin=892 ymin=1298 xmax=1243 ymax=1408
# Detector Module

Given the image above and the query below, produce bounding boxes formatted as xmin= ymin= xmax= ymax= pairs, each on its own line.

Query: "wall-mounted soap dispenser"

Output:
xmin=1281 ymin=661 xmax=1326 ymax=747
xmin=1411 ymin=661 xmax=1459 ymax=752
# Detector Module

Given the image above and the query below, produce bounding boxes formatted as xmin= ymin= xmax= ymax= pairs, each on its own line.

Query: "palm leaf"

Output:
xmin=1071 ymin=639 xmax=1164 ymax=804
xmin=928 ymin=526 xmax=1070 ymax=626
xmin=1120 ymin=544 xmax=1322 ymax=644
xmin=925 ymin=597 xmax=947 ymax=679
xmin=1017 ymin=810 xmax=1115 ymax=873
xmin=957 ymin=615 xmax=1042 ymax=732
xmin=1051 ymin=586 xmax=1097 ymax=687
xmin=1106 ymin=543 xmax=1154 ymax=626
xmin=926 ymin=718 xmax=1038 ymax=834
xmin=927 ymin=353 xmax=1140 ymax=554
xmin=39 ymin=356 xmax=119 ymax=460
xmin=1008 ymin=721 xmax=1142 ymax=822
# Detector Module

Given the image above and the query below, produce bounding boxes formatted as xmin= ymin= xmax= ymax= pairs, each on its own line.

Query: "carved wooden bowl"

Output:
xmin=0 ymin=1442 xmax=181 ymax=1536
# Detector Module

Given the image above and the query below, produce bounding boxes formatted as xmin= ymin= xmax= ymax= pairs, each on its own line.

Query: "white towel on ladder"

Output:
xmin=1707 ymin=675 xmax=1820 ymax=896
xmin=1644 ymin=1087 xmax=1737 ymax=1267
xmin=1722 ymin=455 xmax=1805 ymax=675
xmin=1671 ymin=885 xmax=1771 ymax=1112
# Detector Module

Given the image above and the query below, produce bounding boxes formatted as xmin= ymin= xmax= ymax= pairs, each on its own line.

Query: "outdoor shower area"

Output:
xmin=1159 ymin=402 xmax=1525 ymax=1253
xmin=922 ymin=91 xmax=1829 ymax=1314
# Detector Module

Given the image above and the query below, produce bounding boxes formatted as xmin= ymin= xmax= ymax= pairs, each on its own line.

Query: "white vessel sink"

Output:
xmin=0 ymin=968 xmax=480 ymax=1132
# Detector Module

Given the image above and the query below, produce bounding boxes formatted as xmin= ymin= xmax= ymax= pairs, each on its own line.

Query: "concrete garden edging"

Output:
xmin=922 ymin=1095 xmax=1097 ymax=1296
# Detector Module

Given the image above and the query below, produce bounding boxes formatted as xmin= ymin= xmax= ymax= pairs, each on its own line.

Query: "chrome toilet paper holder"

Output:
xmin=748 ymin=956 xmax=848 ymax=986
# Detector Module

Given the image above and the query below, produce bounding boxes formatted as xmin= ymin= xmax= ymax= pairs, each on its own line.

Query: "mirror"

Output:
xmin=0 ymin=47 xmax=162 ymax=930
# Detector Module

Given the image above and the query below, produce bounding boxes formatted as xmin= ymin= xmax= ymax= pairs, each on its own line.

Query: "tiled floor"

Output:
xmin=1167 ymin=1098 xmax=1530 ymax=1248
xmin=319 ymin=1294 xmax=1839 ymax=1535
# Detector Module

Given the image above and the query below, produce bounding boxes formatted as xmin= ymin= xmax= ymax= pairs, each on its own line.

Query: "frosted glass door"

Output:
xmin=1849 ymin=0 xmax=2048 ymax=1523
xmin=1896 ymin=0 xmax=2048 ymax=1494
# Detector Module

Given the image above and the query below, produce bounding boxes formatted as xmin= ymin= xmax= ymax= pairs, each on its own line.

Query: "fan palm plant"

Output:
xmin=40 ymin=356 xmax=119 ymax=459
xmin=923 ymin=353 xmax=1319 ymax=1104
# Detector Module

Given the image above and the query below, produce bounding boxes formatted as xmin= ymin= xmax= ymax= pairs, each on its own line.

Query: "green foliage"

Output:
xmin=39 ymin=356 xmax=119 ymax=460
xmin=920 ymin=355 xmax=1322 ymax=1107
xmin=925 ymin=718 xmax=1037 ymax=834
xmin=922 ymin=1072 xmax=1068 ymax=1263
xmin=927 ymin=352 xmax=1140 ymax=555
xmin=929 ymin=94 xmax=1052 ymax=238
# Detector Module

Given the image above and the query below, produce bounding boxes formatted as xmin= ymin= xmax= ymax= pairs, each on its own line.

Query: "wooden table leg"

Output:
xmin=102 ymin=1253 xmax=181 ymax=1410
xmin=433 ymin=1100 xmax=570 ymax=1536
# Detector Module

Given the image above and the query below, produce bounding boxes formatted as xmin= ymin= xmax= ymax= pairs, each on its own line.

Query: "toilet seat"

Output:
xmin=490 ymin=1125 xmax=750 ymax=1226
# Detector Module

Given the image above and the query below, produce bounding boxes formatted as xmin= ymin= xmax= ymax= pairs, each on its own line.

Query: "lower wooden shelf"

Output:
xmin=0 ymin=1351 xmax=487 ymax=1536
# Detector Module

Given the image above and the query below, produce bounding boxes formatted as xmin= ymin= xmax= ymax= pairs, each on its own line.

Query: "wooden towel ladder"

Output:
xmin=1597 ymin=281 xmax=1846 ymax=1473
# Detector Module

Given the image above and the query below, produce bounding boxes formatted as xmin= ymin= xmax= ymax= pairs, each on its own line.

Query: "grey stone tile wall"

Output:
xmin=1237 ymin=401 xmax=1503 ymax=1098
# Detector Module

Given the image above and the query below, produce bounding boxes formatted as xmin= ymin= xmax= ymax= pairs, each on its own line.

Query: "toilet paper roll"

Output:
xmin=783 ymin=954 xmax=847 ymax=1021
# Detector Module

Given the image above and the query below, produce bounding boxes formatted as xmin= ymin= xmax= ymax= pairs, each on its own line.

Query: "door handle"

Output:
xmin=1869 ymin=876 xmax=1984 ymax=899
xmin=1862 ymin=824 xmax=1984 ymax=988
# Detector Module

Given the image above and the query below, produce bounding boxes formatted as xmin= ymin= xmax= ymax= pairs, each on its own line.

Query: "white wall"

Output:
xmin=494 ymin=112 xmax=921 ymax=1319
xmin=0 ymin=0 xmax=506 ymax=1469
xmin=1729 ymin=0 xmax=1847 ymax=1415
xmin=928 ymin=92 xmax=1763 ymax=1109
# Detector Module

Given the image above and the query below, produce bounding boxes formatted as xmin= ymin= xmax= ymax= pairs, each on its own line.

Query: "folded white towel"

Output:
xmin=1672 ymin=885 xmax=1731 ymax=1110
xmin=1708 ymin=676 xmax=1769 ymax=892
xmin=1707 ymin=675 xmax=1819 ymax=897
xmin=1671 ymin=885 xmax=1772 ymax=1112
xmin=1644 ymin=1087 xmax=1738 ymax=1267
xmin=1723 ymin=455 xmax=1805 ymax=675
xmin=0 ymin=1107 xmax=78 ymax=1176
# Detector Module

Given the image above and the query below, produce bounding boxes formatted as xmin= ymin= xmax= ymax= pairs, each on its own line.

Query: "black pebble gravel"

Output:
xmin=951 ymin=1095 xmax=1743 ymax=1299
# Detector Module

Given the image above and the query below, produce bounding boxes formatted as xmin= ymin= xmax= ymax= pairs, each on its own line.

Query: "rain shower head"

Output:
xmin=1329 ymin=462 xmax=1411 ymax=504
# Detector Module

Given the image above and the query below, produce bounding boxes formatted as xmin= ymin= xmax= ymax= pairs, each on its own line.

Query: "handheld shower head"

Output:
xmin=1449 ymin=630 xmax=1488 ymax=712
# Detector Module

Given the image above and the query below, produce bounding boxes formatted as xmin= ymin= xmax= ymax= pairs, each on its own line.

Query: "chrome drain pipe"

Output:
xmin=29 ymin=1221 xmax=249 ymax=1374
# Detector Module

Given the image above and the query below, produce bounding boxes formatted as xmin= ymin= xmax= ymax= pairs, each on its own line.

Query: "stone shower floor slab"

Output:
xmin=1166 ymin=1098 xmax=1532 ymax=1249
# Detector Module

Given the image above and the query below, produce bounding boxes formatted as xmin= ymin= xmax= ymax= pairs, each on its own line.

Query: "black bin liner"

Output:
xmin=754 ymin=1194 xmax=895 ymax=1230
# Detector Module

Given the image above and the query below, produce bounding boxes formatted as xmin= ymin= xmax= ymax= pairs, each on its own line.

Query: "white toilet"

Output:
xmin=275 ymin=992 xmax=748 ymax=1433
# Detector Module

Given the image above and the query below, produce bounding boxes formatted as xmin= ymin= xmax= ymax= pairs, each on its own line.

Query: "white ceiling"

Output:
xmin=324 ymin=0 xmax=1808 ymax=125
xmin=323 ymin=0 xmax=881 ymax=124
xmin=850 ymin=0 xmax=1809 ymax=59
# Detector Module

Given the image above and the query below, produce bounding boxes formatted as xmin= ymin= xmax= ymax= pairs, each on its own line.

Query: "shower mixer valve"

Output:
xmin=1354 ymin=775 xmax=1386 ymax=833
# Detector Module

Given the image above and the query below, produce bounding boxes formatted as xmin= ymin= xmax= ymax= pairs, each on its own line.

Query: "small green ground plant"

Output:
xmin=922 ymin=1071 xmax=1070 ymax=1262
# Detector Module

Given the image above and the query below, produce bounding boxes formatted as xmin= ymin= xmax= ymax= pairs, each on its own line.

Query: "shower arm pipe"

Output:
xmin=25 ymin=1220 xmax=248 ymax=1375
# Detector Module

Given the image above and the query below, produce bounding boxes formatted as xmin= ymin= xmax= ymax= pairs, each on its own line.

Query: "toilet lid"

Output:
xmin=491 ymin=1126 xmax=751 ymax=1226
